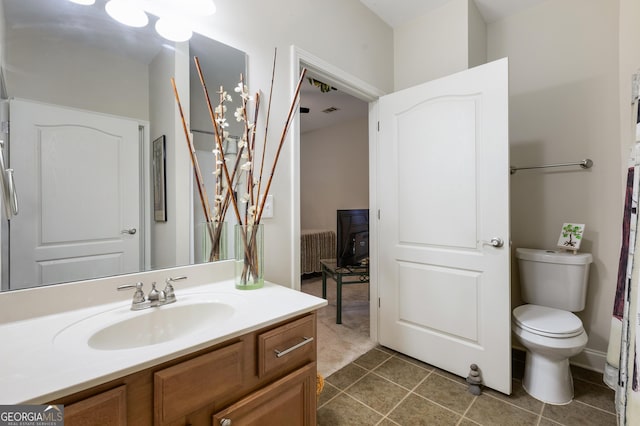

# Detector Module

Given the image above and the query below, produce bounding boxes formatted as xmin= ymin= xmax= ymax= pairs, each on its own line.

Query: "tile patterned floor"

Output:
xmin=317 ymin=346 xmax=616 ymax=425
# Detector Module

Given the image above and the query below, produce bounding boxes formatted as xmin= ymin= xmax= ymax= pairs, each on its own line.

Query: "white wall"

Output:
xmin=394 ymin=0 xmax=486 ymax=89
xmin=467 ymin=0 xmax=487 ymax=68
xmin=394 ymin=0 xmax=469 ymax=90
xmin=488 ymin=0 xmax=621 ymax=363
xmin=149 ymin=46 xmax=175 ymax=270
xmin=149 ymin=43 xmax=191 ymax=270
xmin=191 ymin=0 xmax=393 ymax=287
xmin=300 ymin=117 xmax=369 ymax=234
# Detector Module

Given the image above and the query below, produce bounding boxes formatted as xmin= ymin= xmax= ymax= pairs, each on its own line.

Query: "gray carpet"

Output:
xmin=301 ymin=276 xmax=376 ymax=378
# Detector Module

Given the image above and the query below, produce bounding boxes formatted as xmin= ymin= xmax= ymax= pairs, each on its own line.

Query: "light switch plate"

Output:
xmin=262 ymin=195 xmax=273 ymax=218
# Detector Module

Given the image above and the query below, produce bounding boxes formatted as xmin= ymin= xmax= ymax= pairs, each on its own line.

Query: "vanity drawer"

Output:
xmin=154 ymin=341 xmax=244 ymax=425
xmin=258 ymin=314 xmax=315 ymax=377
xmin=65 ymin=385 xmax=126 ymax=426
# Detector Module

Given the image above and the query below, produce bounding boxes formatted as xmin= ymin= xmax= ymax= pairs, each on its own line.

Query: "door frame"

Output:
xmin=139 ymin=121 xmax=151 ymax=271
xmin=290 ymin=45 xmax=386 ymax=341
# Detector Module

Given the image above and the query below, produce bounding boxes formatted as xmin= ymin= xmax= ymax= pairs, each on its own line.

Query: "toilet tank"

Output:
xmin=516 ymin=248 xmax=592 ymax=312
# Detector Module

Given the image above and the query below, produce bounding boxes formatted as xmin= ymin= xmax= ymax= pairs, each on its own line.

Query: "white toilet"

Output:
xmin=512 ymin=248 xmax=592 ymax=405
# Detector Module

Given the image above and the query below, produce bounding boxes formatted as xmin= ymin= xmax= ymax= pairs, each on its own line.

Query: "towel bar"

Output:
xmin=510 ymin=158 xmax=593 ymax=175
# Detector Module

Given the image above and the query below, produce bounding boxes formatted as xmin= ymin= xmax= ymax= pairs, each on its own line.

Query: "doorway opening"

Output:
xmin=292 ymin=47 xmax=385 ymax=377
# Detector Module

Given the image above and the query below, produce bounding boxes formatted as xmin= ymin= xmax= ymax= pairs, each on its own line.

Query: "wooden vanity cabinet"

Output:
xmin=49 ymin=312 xmax=317 ymax=426
xmin=154 ymin=341 xmax=245 ymax=424
xmin=64 ymin=385 xmax=127 ymax=426
xmin=212 ymin=362 xmax=316 ymax=426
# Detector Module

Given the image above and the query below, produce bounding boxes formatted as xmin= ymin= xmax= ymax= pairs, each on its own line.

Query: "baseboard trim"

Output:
xmin=512 ymin=341 xmax=607 ymax=374
xmin=571 ymin=347 xmax=607 ymax=373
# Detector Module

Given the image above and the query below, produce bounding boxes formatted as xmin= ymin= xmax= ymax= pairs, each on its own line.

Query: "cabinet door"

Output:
xmin=155 ymin=341 xmax=244 ymax=425
xmin=212 ymin=363 xmax=316 ymax=426
xmin=65 ymin=385 xmax=126 ymax=426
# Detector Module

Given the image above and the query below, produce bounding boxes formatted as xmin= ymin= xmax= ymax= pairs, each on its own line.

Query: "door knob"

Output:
xmin=482 ymin=237 xmax=504 ymax=248
xmin=121 ymin=228 xmax=137 ymax=235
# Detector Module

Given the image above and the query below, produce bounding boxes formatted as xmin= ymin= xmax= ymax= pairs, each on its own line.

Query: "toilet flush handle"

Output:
xmin=481 ymin=237 xmax=504 ymax=248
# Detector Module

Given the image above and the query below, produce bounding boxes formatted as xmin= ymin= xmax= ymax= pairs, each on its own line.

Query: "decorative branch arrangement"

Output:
xmin=171 ymin=48 xmax=307 ymax=286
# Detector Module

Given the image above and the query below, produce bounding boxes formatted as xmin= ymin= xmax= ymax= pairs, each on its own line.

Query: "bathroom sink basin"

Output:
xmin=88 ymin=301 xmax=234 ymax=350
xmin=54 ymin=293 xmax=241 ymax=351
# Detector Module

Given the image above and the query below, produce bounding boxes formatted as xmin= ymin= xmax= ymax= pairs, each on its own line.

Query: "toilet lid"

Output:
xmin=513 ymin=305 xmax=584 ymax=338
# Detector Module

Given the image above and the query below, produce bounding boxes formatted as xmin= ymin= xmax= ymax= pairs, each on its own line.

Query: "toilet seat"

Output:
xmin=513 ymin=304 xmax=584 ymax=338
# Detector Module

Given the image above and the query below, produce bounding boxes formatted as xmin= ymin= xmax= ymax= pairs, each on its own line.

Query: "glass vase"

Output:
xmin=234 ymin=223 xmax=264 ymax=289
xmin=199 ymin=221 xmax=227 ymax=263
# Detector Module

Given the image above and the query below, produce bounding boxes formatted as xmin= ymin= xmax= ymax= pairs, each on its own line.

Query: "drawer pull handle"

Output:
xmin=274 ymin=336 xmax=314 ymax=358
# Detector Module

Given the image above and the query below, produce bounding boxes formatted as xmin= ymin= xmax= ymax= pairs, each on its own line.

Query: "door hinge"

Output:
xmin=377 ymin=209 xmax=380 ymax=220
xmin=378 ymin=297 xmax=381 ymax=308
xmin=377 ymin=121 xmax=380 ymax=132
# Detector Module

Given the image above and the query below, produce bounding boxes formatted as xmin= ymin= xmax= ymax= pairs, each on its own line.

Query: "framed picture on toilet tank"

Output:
xmin=152 ymin=135 xmax=167 ymax=222
xmin=557 ymin=223 xmax=585 ymax=251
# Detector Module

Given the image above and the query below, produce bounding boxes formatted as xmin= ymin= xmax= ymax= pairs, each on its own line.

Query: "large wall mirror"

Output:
xmin=0 ymin=0 xmax=247 ymax=291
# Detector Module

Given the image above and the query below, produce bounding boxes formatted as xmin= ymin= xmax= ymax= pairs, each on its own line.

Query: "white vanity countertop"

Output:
xmin=0 ymin=280 xmax=326 ymax=404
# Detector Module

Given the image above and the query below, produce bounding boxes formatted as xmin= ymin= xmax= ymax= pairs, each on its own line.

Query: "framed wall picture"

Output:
xmin=557 ymin=223 xmax=585 ymax=252
xmin=152 ymin=135 xmax=167 ymax=222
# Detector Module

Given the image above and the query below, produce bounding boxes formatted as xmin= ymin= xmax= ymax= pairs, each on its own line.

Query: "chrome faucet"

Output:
xmin=147 ymin=282 xmax=166 ymax=306
xmin=117 ymin=276 xmax=187 ymax=310
xmin=117 ymin=282 xmax=150 ymax=310
xmin=164 ymin=276 xmax=187 ymax=304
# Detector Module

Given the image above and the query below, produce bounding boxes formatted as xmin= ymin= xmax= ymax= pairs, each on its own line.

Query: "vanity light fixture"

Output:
xmin=182 ymin=0 xmax=217 ymax=16
xmin=105 ymin=0 xmax=149 ymax=28
xmin=155 ymin=17 xmax=193 ymax=43
xmin=69 ymin=0 xmax=216 ymax=42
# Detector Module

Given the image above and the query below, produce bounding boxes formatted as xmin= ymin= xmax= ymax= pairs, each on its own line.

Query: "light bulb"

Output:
xmin=186 ymin=0 xmax=216 ymax=16
xmin=155 ymin=17 xmax=193 ymax=42
xmin=105 ymin=0 xmax=149 ymax=28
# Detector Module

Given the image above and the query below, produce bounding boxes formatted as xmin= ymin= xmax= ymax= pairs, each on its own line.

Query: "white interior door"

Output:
xmin=377 ymin=58 xmax=511 ymax=394
xmin=9 ymin=99 xmax=141 ymax=289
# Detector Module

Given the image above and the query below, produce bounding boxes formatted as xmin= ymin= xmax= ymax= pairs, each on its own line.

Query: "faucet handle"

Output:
xmin=147 ymin=282 xmax=165 ymax=304
xmin=164 ymin=276 xmax=186 ymax=303
xmin=117 ymin=282 xmax=145 ymax=304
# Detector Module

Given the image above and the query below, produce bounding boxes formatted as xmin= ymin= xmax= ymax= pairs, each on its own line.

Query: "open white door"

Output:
xmin=377 ymin=58 xmax=511 ymax=394
xmin=9 ymin=99 xmax=141 ymax=289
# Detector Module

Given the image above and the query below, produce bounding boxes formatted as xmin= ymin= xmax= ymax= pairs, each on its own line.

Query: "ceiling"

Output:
xmin=300 ymin=74 xmax=369 ymax=134
xmin=359 ymin=0 xmax=548 ymax=27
